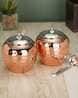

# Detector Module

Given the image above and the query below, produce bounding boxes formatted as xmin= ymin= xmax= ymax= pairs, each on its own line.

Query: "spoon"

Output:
xmin=52 ymin=55 xmax=78 ymax=77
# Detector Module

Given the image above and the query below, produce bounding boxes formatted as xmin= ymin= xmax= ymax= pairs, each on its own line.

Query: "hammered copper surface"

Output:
xmin=2 ymin=44 xmax=36 ymax=73
xmin=36 ymin=29 xmax=69 ymax=66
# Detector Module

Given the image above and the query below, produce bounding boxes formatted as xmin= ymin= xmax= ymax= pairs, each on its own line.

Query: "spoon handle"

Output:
xmin=52 ymin=66 xmax=72 ymax=77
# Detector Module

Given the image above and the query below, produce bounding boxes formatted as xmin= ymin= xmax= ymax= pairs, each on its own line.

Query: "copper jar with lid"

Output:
xmin=36 ymin=28 xmax=70 ymax=66
xmin=2 ymin=33 xmax=37 ymax=73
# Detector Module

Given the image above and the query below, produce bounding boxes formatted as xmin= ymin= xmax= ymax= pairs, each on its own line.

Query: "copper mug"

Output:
xmin=36 ymin=28 xmax=70 ymax=66
xmin=2 ymin=33 xmax=37 ymax=73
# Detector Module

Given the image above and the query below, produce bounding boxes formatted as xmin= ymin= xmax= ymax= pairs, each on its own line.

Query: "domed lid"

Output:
xmin=36 ymin=28 xmax=69 ymax=43
xmin=3 ymin=33 xmax=34 ymax=49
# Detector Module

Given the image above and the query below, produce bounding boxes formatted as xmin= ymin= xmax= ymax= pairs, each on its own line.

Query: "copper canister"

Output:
xmin=2 ymin=33 xmax=37 ymax=73
xmin=36 ymin=28 xmax=70 ymax=66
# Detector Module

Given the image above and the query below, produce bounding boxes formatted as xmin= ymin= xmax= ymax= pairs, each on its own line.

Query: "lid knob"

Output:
xmin=50 ymin=27 xmax=54 ymax=33
xmin=16 ymin=29 xmax=26 ymax=40
xmin=16 ymin=33 xmax=22 ymax=40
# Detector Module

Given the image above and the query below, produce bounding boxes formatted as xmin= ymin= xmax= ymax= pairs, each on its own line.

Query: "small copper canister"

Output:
xmin=2 ymin=33 xmax=37 ymax=73
xmin=36 ymin=28 xmax=70 ymax=66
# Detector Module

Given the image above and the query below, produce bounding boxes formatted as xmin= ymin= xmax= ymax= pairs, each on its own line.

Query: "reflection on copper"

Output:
xmin=36 ymin=39 xmax=69 ymax=66
xmin=2 ymin=43 xmax=37 ymax=73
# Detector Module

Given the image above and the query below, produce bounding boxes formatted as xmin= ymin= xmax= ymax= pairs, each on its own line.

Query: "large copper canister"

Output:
xmin=2 ymin=33 xmax=37 ymax=73
xmin=36 ymin=28 xmax=70 ymax=66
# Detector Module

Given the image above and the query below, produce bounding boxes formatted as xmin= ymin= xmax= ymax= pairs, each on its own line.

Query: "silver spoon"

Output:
xmin=52 ymin=55 xmax=78 ymax=77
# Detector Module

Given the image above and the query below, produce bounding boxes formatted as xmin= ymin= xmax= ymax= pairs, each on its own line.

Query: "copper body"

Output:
xmin=2 ymin=34 xmax=36 ymax=73
xmin=36 ymin=29 xmax=70 ymax=66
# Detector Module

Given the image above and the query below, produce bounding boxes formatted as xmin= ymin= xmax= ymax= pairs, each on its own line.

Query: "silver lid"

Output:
xmin=3 ymin=33 xmax=34 ymax=49
xmin=36 ymin=28 xmax=69 ymax=43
